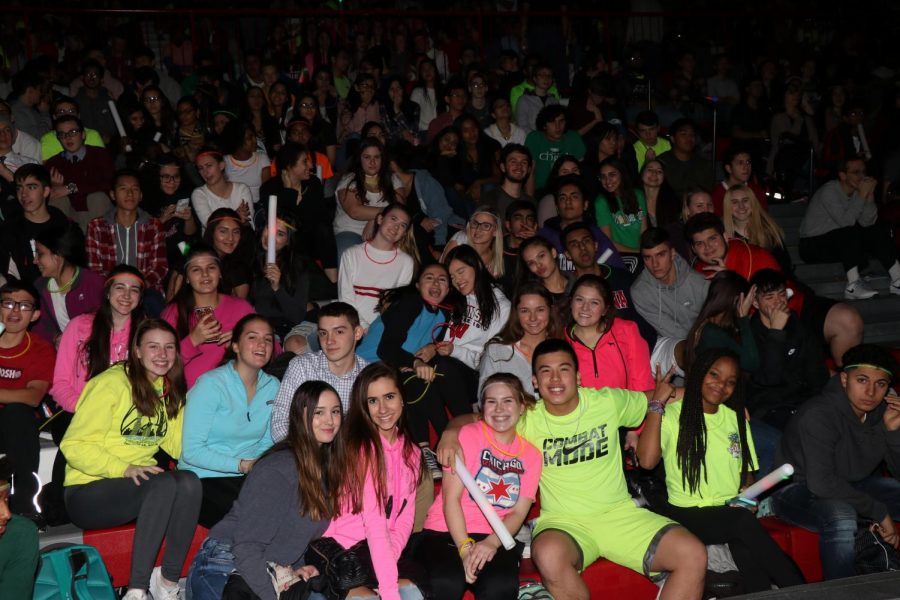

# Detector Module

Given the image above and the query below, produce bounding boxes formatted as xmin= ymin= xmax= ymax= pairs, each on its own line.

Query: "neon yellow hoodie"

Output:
xmin=61 ymin=364 xmax=184 ymax=486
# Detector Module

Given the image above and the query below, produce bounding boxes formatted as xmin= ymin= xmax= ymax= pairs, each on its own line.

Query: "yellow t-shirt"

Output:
xmin=61 ymin=364 xmax=184 ymax=486
xmin=660 ymin=401 xmax=757 ymax=508
xmin=517 ymin=386 xmax=647 ymax=516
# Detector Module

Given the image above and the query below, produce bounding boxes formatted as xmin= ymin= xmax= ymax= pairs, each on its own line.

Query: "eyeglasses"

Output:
xmin=0 ymin=299 xmax=36 ymax=312
xmin=143 ymin=96 xmax=161 ymax=104
xmin=55 ymin=128 xmax=82 ymax=139
xmin=160 ymin=174 xmax=182 ymax=182
xmin=470 ymin=219 xmax=497 ymax=232
xmin=84 ymin=72 xmax=100 ymax=80
xmin=299 ymin=102 xmax=317 ymax=109
xmin=53 ymin=108 xmax=77 ymax=117
xmin=471 ymin=82 xmax=486 ymax=89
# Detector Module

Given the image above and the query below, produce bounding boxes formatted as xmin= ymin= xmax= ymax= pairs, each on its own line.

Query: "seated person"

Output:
xmin=747 ymin=269 xmax=829 ymax=430
xmin=524 ymin=105 xmax=586 ymax=195
xmin=637 ymin=348 xmax=805 ymax=593
xmin=633 ymin=110 xmax=672 ymax=172
xmin=595 ymin=158 xmax=648 ymax=266
xmin=500 ymin=200 xmax=539 ymax=294
xmin=711 ymin=145 xmax=768 ymax=216
xmin=179 ymin=314 xmax=278 ymax=528
xmin=442 ymin=208 xmax=506 ymax=279
xmin=481 ymin=143 xmax=534 ymax=220
xmin=686 ymin=212 xmax=864 ymax=367
xmin=39 ymin=96 xmax=106 ymax=161
xmin=86 ymin=169 xmax=167 ymax=313
xmin=721 ymin=184 xmax=791 ymax=274
xmin=771 ymin=344 xmax=900 ymax=581
xmin=200 ymin=208 xmax=254 ymax=299
xmin=632 ymin=227 xmax=709 ymax=373
xmin=0 ymin=455 xmax=39 ymax=598
xmin=657 ymin=119 xmax=714 ymax=198
xmin=44 ymin=115 xmax=115 ymax=230
xmin=271 ymin=302 xmax=368 ymax=438
xmin=798 ymin=156 xmax=900 ymax=300
xmin=439 ymin=339 xmax=708 ymax=600
xmin=0 ymin=280 xmax=56 ymax=521
xmin=564 ymin=222 xmax=656 ymax=347
xmin=191 ymin=150 xmax=253 ymax=233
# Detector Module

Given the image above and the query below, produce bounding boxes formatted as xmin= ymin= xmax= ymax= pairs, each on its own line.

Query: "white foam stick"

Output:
xmin=266 ymin=195 xmax=277 ymax=264
xmin=597 ymin=247 xmax=614 ymax=265
xmin=107 ymin=100 xmax=132 ymax=152
xmin=739 ymin=463 xmax=794 ymax=501
xmin=454 ymin=455 xmax=516 ymax=550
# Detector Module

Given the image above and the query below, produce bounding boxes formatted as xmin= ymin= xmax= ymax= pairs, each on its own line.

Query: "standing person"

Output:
xmin=272 ymin=302 xmax=368 ymax=436
xmin=417 ymin=374 xmax=542 ymax=600
xmin=312 ymin=363 xmax=425 ymax=600
xmin=798 ymin=157 xmax=900 ymax=299
xmin=437 ymin=340 xmax=709 ymax=600
xmin=179 ymin=314 xmax=278 ymax=528
xmin=191 ymin=149 xmax=254 ymax=233
xmin=334 ymin=138 xmax=404 ymax=261
xmin=771 ymin=344 xmax=900 ymax=581
xmin=565 ymin=274 xmax=654 ymax=393
xmin=0 ymin=280 xmax=56 ymax=521
xmin=61 ymin=319 xmax=201 ymax=600
xmin=86 ymin=169 xmax=168 ymax=313
xmin=33 ymin=223 xmax=104 ymax=344
xmin=595 ymin=158 xmax=648 ymax=265
xmin=0 ymin=455 xmax=39 ymax=598
xmin=338 ymin=203 xmax=416 ymax=330
xmin=479 ymin=282 xmax=559 ymax=396
xmin=161 ymin=244 xmax=254 ymax=387
xmin=637 ymin=349 xmax=806 ymax=593
xmin=186 ymin=380 xmax=344 ymax=600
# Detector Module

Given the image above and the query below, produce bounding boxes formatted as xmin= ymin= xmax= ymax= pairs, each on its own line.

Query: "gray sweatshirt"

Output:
xmin=799 ymin=179 xmax=878 ymax=238
xmin=630 ymin=253 xmax=709 ymax=340
xmin=209 ymin=449 xmax=329 ymax=600
xmin=776 ymin=376 xmax=900 ymax=522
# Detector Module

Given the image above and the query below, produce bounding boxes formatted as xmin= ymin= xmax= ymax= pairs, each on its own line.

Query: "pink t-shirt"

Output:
xmin=423 ymin=421 xmax=542 ymax=534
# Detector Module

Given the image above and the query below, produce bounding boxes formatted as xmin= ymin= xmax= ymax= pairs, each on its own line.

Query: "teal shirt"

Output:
xmin=179 ymin=361 xmax=278 ymax=478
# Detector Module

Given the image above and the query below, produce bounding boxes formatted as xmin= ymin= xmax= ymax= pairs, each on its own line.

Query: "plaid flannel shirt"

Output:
xmin=86 ymin=214 xmax=168 ymax=292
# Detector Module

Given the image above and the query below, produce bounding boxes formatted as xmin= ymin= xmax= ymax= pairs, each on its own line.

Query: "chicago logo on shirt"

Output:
xmin=473 ymin=448 xmax=524 ymax=509
xmin=120 ymin=404 xmax=168 ymax=447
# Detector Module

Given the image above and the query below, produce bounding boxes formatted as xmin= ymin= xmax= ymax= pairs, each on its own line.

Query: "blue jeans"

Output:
xmin=308 ymin=583 xmax=424 ymax=600
xmin=749 ymin=418 xmax=782 ymax=479
xmin=186 ymin=538 xmax=235 ymax=600
xmin=335 ymin=231 xmax=364 ymax=264
xmin=771 ymin=476 xmax=900 ymax=580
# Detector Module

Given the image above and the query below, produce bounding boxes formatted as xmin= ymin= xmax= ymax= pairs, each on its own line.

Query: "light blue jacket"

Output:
xmin=179 ymin=361 xmax=278 ymax=478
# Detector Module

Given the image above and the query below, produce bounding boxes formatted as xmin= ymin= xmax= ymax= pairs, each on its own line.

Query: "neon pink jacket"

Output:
xmin=565 ymin=318 xmax=654 ymax=392
xmin=324 ymin=433 xmax=420 ymax=600
xmin=50 ymin=313 xmax=131 ymax=412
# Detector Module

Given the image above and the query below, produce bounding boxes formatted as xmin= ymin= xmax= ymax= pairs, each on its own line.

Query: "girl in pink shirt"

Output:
xmin=418 ymin=373 xmax=542 ymax=599
xmin=316 ymin=363 xmax=424 ymax=600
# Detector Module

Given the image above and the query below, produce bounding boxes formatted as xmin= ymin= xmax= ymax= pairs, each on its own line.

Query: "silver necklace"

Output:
xmin=542 ymin=396 xmax=585 ymax=440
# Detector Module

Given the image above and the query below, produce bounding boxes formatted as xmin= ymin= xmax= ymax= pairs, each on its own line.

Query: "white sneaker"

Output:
xmin=149 ymin=567 xmax=182 ymax=600
xmin=890 ymin=279 xmax=900 ymax=296
xmin=421 ymin=447 xmax=443 ymax=480
xmin=844 ymin=280 xmax=878 ymax=300
xmin=123 ymin=590 xmax=148 ymax=600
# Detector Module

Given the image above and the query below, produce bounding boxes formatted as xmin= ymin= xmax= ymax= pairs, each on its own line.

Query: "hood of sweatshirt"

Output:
xmin=631 ymin=252 xmax=709 ymax=340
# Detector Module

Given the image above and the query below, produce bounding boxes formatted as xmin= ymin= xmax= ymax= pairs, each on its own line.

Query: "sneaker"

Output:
xmin=844 ymin=280 xmax=878 ymax=300
xmin=123 ymin=590 xmax=148 ymax=600
xmin=149 ymin=567 xmax=181 ymax=600
xmin=890 ymin=279 xmax=900 ymax=296
xmin=421 ymin=447 xmax=443 ymax=480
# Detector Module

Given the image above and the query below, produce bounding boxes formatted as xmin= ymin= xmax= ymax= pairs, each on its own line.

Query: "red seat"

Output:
xmin=760 ymin=517 xmax=823 ymax=583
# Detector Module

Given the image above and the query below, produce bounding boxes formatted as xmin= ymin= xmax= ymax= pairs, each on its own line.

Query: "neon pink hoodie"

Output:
xmin=50 ymin=313 xmax=131 ymax=412
xmin=565 ymin=318 xmax=654 ymax=392
xmin=324 ymin=433 xmax=420 ymax=600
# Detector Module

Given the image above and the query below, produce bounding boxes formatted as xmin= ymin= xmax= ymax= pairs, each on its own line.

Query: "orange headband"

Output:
xmin=195 ymin=150 xmax=223 ymax=163
xmin=208 ymin=215 xmax=242 ymax=227
xmin=105 ymin=272 xmax=145 ymax=288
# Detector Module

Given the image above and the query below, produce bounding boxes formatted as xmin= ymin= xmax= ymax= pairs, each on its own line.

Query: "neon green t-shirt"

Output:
xmin=660 ymin=401 xmax=757 ymax=508
xmin=594 ymin=189 xmax=647 ymax=251
xmin=633 ymin=138 xmax=671 ymax=171
xmin=517 ymin=386 xmax=646 ymax=516
xmin=40 ymin=128 xmax=106 ymax=161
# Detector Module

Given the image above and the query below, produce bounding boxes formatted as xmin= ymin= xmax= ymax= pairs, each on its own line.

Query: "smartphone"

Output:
xmin=194 ymin=306 xmax=214 ymax=321
xmin=175 ymin=197 xmax=191 ymax=211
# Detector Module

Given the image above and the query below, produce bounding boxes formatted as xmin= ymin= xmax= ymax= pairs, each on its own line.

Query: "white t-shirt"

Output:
xmin=191 ymin=182 xmax=254 ymax=232
xmin=334 ymin=173 xmax=404 ymax=236
xmin=224 ymin=152 xmax=271 ymax=206
xmin=337 ymin=242 xmax=415 ymax=328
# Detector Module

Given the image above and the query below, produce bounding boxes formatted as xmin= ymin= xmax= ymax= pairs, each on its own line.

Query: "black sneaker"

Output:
xmin=421 ymin=447 xmax=443 ymax=480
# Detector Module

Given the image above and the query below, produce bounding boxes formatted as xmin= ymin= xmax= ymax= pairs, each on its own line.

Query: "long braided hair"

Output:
xmin=676 ymin=348 xmax=754 ymax=497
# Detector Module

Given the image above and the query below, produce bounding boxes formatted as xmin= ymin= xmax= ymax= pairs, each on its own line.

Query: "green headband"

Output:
xmin=843 ymin=363 xmax=894 ymax=376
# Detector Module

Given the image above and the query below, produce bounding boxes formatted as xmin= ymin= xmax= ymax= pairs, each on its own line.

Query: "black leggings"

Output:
xmin=662 ymin=504 xmax=805 ymax=593
xmin=402 ymin=356 xmax=476 ymax=445
xmin=799 ymin=223 xmax=897 ymax=273
xmin=0 ymin=403 xmax=40 ymax=514
xmin=412 ymin=530 xmax=522 ymax=600
xmin=198 ymin=476 xmax=245 ymax=529
xmin=65 ymin=470 xmax=202 ymax=589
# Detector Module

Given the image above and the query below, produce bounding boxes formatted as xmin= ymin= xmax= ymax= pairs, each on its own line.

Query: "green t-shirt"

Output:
xmin=594 ymin=189 xmax=647 ymax=251
xmin=525 ymin=130 xmax=586 ymax=193
xmin=517 ymin=386 xmax=646 ymax=516
xmin=660 ymin=401 xmax=758 ymax=508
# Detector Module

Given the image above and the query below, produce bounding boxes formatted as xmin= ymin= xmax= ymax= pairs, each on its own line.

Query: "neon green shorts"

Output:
xmin=533 ymin=500 xmax=679 ymax=579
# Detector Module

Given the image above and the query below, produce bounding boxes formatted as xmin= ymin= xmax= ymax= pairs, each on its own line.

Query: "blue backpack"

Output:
xmin=33 ymin=543 xmax=117 ymax=600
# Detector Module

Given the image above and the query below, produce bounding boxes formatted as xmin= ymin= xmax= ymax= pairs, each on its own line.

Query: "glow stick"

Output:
xmin=738 ymin=463 xmax=794 ymax=501
xmin=107 ymin=100 xmax=132 ymax=152
xmin=598 ymin=248 xmax=614 ymax=265
xmin=454 ymin=455 xmax=515 ymax=550
xmin=266 ymin=195 xmax=277 ymax=264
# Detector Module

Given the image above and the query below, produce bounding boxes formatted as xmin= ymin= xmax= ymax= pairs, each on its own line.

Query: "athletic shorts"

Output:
xmin=533 ymin=500 xmax=679 ymax=580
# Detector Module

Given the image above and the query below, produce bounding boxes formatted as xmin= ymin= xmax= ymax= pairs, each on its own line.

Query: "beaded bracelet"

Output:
xmin=647 ymin=400 xmax=666 ymax=415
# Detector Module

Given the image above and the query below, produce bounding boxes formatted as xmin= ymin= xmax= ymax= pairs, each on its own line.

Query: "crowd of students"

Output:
xmin=0 ymin=10 xmax=900 ymax=600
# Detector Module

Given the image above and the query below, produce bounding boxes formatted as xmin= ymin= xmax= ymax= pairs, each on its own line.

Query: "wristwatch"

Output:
xmin=66 ymin=182 xmax=78 ymax=195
